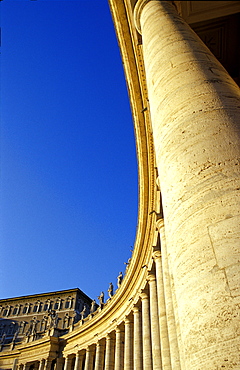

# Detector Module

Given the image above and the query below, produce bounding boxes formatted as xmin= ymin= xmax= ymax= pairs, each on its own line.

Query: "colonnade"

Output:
xmin=60 ymin=226 xmax=181 ymax=370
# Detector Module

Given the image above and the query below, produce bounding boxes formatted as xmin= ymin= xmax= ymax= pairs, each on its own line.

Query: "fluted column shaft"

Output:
xmin=104 ymin=334 xmax=114 ymax=370
xmin=75 ymin=352 xmax=85 ymax=370
xmin=141 ymin=291 xmax=152 ymax=370
xmin=85 ymin=348 xmax=95 ymax=370
xmin=38 ymin=360 xmax=45 ymax=370
xmin=64 ymin=356 xmax=72 ymax=370
xmin=156 ymin=218 xmax=181 ymax=369
xmin=153 ymin=248 xmax=173 ymax=370
xmin=134 ymin=0 xmax=240 ymax=368
xmin=124 ymin=317 xmax=133 ymax=370
xmin=115 ymin=327 xmax=124 ymax=370
xmin=94 ymin=342 xmax=105 ymax=370
xmin=148 ymin=273 xmax=162 ymax=370
xmin=44 ymin=360 xmax=52 ymax=370
xmin=133 ymin=306 xmax=143 ymax=370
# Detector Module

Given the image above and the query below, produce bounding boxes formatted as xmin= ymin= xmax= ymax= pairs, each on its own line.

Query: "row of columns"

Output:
xmin=16 ymin=358 xmax=54 ymax=370
xmin=61 ymin=242 xmax=178 ymax=370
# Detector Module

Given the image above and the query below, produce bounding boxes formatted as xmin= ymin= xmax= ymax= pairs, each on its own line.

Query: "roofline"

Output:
xmin=0 ymin=288 xmax=92 ymax=303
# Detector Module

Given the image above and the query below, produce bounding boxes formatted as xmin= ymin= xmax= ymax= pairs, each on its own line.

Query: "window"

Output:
xmin=23 ymin=306 xmax=27 ymax=314
xmin=13 ymin=307 xmax=18 ymax=315
xmin=65 ymin=301 xmax=70 ymax=309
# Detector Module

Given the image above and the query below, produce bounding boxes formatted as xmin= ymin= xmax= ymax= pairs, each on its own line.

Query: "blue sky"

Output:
xmin=0 ymin=0 xmax=138 ymax=302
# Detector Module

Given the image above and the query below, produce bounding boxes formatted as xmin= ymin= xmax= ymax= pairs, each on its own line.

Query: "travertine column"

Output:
xmin=44 ymin=360 xmax=52 ymax=370
xmin=148 ymin=272 xmax=162 ymax=370
xmin=133 ymin=305 xmax=143 ymax=370
xmin=75 ymin=352 xmax=85 ymax=370
xmin=124 ymin=316 xmax=133 ymax=370
xmin=38 ymin=359 xmax=45 ymax=370
xmin=94 ymin=341 xmax=105 ymax=370
xmin=22 ymin=364 xmax=30 ymax=370
xmin=114 ymin=326 xmax=124 ymax=370
xmin=104 ymin=334 xmax=114 ymax=370
xmin=84 ymin=347 xmax=95 ymax=370
xmin=152 ymin=248 xmax=173 ymax=370
xmin=64 ymin=356 xmax=72 ymax=370
xmin=141 ymin=290 xmax=153 ymax=370
xmin=156 ymin=218 xmax=181 ymax=370
xmin=134 ymin=0 xmax=240 ymax=368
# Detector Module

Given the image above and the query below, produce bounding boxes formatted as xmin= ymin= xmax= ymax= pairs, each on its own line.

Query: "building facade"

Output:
xmin=1 ymin=1 xmax=240 ymax=369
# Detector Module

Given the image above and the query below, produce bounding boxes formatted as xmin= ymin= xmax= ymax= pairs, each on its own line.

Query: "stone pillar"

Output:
xmin=134 ymin=0 xmax=240 ymax=368
xmin=56 ymin=358 xmax=65 ymax=370
xmin=114 ymin=326 xmax=124 ymax=370
xmin=84 ymin=347 xmax=95 ymax=370
xmin=22 ymin=364 xmax=30 ymax=370
xmin=44 ymin=360 xmax=52 ymax=370
xmin=75 ymin=352 xmax=85 ymax=370
xmin=104 ymin=334 xmax=114 ymax=370
xmin=156 ymin=218 xmax=181 ymax=370
xmin=124 ymin=316 xmax=133 ymax=370
xmin=63 ymin=356 xmax=72 ymax=370
xmin=133 ymin=305 xmax=143 ymax=370
xmin=94 ymin=341 xmax=105 ymax=370
xmin=148 ymin=272 xmax=162 ymax=370
xmin=141 ymin=290 xmax=153 ymax=370
xmin=38 ymin=359 xmax=45 ymax=370
xmin=152 ymin=248 xmax=172 ymax=370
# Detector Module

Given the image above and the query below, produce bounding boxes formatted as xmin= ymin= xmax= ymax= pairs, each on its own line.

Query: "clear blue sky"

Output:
xmin=0 ymin=0 xmax=138 ymax=302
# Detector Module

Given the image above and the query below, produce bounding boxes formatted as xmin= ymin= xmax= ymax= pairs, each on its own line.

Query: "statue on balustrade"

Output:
xmin=90 ymin=299 xmax=96 ymax=313
xmin=117 ymin=272 xmax=123 ymax=288
xmin=98 ymin=291 xmax=104 ymax=307
xmin=108 ymin=282 xmax=114 ymax=298
xmin=80 ymin=305 xmax=86 ymax=320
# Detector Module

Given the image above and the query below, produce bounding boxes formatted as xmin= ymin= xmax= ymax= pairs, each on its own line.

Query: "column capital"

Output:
xmin=147 ymin=271 xmax=156 ymax=282
xmin=152 ymin=248 xmax=161 ymax=261
xmin=140 ymin=289 xmax=149 ymax=300
xmin=132 ymin=304 xmax=141 ymax=314
xmin=115 ymin=325 xmax=124 ymax=334
xmin=156 ymin=218 xmax=164 ymax=232
xmin=124 ymin=315 xmax=133 ymax=324
xmin=133 ymin=0 xmax=151 ymax=34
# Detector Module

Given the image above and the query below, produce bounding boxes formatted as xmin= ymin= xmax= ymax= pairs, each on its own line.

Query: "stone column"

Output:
xmin=104 ymin=334 xmax=114 ymax=370
xmin=114 ymin=326 xmax=124 ymax=370
xmin=63 ymin=356 xmax=72 ymax=370
xmin=84 ymin=347 xmax=95 ymax=370
xmin=134 ymin=0 xmax=240 ymax=368
xmin=141 ymin=290 xmax=152 ymax=370
xmin=44 ymin=360 xmax=52 ymax=370
xmin=133 ymin=305 xmax=143 ymax=370
xmin=124 ymin=316 xmax=133 ymax=370
xmin=75 ymin=352 xmax=85 ymax=370
xmin=148 ymin=272 xmax=162 ymax=370
xmin=38 ymin=359 xmax=45 ymax=370
xmin=94 ymin=341 xmax=105 ymax=370
xmin=152 ymin=248 xmax=173 ymax=370
xmin=22 ymin=364 xmax=30 ymax=370
xmin=156 ymin=218 xmax=181 ymax=370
